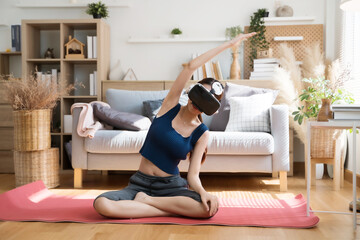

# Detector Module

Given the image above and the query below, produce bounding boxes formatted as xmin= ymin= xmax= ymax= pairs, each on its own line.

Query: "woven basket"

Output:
xmin=14 ymin=148 xmax=59 ymax=188
xmin=311 ymin=128 xmax=342 ymax=158
xmin=13 ymin=109 xmax=51 ymax=151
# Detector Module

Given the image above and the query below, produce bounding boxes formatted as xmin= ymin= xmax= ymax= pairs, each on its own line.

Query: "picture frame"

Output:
xmin=123 ymin=68 xmax=138 ymax=81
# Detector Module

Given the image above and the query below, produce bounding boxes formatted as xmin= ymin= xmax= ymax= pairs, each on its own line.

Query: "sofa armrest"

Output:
xmin=71 ymin=107 xmax=88 ymax=169
xmin=270 ymin=105 xmax=289 ymax=172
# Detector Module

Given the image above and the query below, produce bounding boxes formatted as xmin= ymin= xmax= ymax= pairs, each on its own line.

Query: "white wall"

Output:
xmin=0 ymin=0 xmax=325 ymax=80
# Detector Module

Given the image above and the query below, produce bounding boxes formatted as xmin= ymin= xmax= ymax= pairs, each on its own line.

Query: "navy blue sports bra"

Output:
xmin=139 ymin=103 xmax=208 ymax=175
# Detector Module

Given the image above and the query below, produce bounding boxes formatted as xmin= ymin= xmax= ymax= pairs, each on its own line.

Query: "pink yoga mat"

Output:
xmin=0 ymin=181 xmax=319 ymax=228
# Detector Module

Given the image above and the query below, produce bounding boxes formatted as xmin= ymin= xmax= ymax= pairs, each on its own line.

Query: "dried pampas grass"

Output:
xmin=272 ymin=67 xmax=306 ymax=143
xmin=277 ymin=43 xmax=303 ymax=96
xmin=302 ymin=42 xmax=325 ymax=78
xmin=277 ymin=43 xmax=307 ymax=142
xmin=2 ymin=74 xmax=73 ymax=111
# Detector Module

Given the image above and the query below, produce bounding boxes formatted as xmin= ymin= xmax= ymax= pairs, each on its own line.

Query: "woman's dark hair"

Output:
xmin=188 ymin=78 xmax=224 ymax=164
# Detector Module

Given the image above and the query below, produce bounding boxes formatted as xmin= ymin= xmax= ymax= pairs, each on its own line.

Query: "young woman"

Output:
xmin=93 ymin=32 xmax=256 ymax=219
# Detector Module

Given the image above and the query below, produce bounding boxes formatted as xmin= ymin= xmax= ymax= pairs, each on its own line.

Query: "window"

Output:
xmin=340 ymin=11 xmax=360 ymax=103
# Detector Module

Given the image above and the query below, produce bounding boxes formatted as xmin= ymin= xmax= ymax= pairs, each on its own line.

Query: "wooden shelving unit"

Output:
xmin=22 ymin=19 xmax=110 ymax=171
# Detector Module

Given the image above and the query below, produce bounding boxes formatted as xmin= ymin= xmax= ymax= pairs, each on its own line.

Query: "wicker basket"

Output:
xmin=14 ymin=148 xmax=59 ymax=188
xmin=13 ymin=109 xmax=51 ymax=151
xmin=311 ymin=128 xmax=342 ymax=158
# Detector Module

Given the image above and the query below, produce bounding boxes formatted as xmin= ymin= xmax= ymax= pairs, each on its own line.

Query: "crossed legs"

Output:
xmin=93 ymin=192 xmax=212 ymax=219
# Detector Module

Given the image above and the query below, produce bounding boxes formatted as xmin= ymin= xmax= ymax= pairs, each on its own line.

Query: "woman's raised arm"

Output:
xmin=159 ymin=32 xmax=256 ymax=113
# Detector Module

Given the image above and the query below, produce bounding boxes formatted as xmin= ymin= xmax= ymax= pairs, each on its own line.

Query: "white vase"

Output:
xmin=109 ymin=59 xmax=123 ymax=80
xmin=316 ymin=164 xmax=324 ymax=179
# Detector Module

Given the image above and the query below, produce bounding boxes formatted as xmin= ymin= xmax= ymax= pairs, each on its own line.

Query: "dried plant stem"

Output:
xmin=2 ymin=74 xmax=73 ymax=111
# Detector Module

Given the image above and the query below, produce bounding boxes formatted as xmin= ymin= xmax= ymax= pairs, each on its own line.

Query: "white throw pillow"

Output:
xmin=225 ymin=92 xmax=275 ymax=132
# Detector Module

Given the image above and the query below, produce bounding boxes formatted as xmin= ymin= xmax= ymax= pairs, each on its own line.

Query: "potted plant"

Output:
xmin=292 ymin=76 xmax=354 ymax=125
xmin=170 ymin=28 xmax=182 ymax=38
xmin=248 ymin=8 xmax=270 ymax=68
xmin=225 ymin=25 xmax=243 ymax=79
xmin=86 ymin=1 xmax=109 ymax=19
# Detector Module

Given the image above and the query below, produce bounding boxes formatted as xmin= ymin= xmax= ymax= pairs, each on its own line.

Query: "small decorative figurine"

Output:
xmin=44 ymin=48 xmax=55 ymax=59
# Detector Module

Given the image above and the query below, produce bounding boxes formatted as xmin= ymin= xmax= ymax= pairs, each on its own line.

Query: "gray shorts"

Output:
xmin=94 ymin=171 xmax=202 ymax=205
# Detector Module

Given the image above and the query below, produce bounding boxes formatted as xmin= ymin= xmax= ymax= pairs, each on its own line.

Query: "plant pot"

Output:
xmin=93 ymin=14 xmax=102 ymax=19
xmin=172 ymin=34 xmax=181 ymax=39
xmin=317 ymin=98 xmax=333 ymax=122
xmin=263 ymin=11 xmax=269 ymax=17
xmin=13 ymin=109 xmax=51 ymax=151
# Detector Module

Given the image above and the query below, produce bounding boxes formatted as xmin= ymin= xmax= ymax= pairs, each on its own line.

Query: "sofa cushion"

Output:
xmin=85 ymin=130 xmax=274 ymax=155
xmin=85 ymin=130 xmax=148 ymax=153
xmin=93 ymin=103 xmax=151 ymax=130
xmin=225 ymin=93 xmax=275 ymax=133
xmin=210 ymin=83 xmax=279 ymax=131
xmin=106 ymin=88 xmax=169 ymax=115
xmin=207 ymin=131 xmax=274 ymax=155
xmin=142 ymin=99 xmax=164 ymax=122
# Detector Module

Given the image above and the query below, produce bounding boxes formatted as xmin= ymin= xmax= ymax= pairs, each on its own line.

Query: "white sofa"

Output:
xmin=71 ymin=81 xmax=289 ymax=191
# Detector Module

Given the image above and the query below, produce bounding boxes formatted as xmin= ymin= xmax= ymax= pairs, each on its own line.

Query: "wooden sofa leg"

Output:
xmin=74 ymin=168 xmax=83 ymax=188
xmin=279 ymin=171 xmax=287 ymax=192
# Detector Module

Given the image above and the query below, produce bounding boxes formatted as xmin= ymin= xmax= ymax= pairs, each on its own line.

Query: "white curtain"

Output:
xmin=340 ymin=10 xmax=360 ymax=173
xmin=340 ymin=10 xmax=360 ymax=103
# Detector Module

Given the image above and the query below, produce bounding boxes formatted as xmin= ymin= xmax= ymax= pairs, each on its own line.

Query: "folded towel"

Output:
xmin=71 ymin=101 xmax=110 ymax=138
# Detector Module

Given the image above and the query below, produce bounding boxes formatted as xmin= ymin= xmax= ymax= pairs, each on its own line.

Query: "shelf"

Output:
xmin=264 ymin=16 xmax=315 ymax=22
xmin=273 ymin=36 xmax=304 ymax=41
xmin=27 ymin=58 xmax=61 ymax=63
xmin=51 ymin=133 xmax=61 ymax=136
xmin=16 ymin=2 xmax=130 ymax=8
xmin=128 ymin=37 xmax=227 ymax=43
xmin=0 ymin=52 xmax=21 ymax=55
xmin=62 ymin=95 xmax=98 ymax=99
xmin=63 ymin=59 xmax=97 ymax=63
xmin=263 ymin=16 xmax=315 ymax=25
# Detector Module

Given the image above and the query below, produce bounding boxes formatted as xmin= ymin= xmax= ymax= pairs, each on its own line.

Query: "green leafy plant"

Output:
xmin=225 ymin=25 xmax=243 ymax=40
xmin=171 ymin=28 xmax=182 ymax=35
xmin=292 ymin=76 xmax=354 ymax=125
xmin=248 ymin=8 xmax=269 ymax=68
xmin=86 ymin=1 xmax=109 ymax=19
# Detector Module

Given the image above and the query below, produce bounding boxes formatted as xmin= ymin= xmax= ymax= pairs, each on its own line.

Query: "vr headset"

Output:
xmin=188 ymin=82 xmax=223 ymax=115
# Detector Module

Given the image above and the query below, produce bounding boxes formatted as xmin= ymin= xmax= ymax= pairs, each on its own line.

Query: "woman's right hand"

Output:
xmin=229 ymin=32 xmax=257 ymax=48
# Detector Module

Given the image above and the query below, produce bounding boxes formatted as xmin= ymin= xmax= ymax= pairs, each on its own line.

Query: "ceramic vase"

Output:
xmin=230 ymin=46 xmax=241 ymax=80
xmin=317 ymin=98 xmax=333 ymax=121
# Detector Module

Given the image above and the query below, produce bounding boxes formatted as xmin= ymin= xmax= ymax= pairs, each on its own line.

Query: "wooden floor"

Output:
xmin=0 ymin=168 xmax=360 ymax=240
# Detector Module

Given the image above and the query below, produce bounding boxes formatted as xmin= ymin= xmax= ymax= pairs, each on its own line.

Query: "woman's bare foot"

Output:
xmin=134 ymin=192 xmax=151 ymax=204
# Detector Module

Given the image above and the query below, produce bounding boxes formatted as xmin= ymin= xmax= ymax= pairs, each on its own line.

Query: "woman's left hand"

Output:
xmin=200 ymin=190 xmax=219 ymax=216
xmin=229 ymin=32 xmax=257 ymax=48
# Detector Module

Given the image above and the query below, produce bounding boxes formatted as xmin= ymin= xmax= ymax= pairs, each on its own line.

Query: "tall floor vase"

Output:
xmin=230 ymin=46 xmax=241 ymax=79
